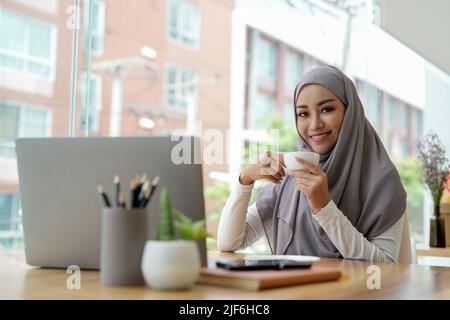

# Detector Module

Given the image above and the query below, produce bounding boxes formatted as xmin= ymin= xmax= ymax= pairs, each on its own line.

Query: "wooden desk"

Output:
xmin=417 ymin=245 xmax=450 ymax=258
xmin=1 ymin=253 xmax=450 ymax=299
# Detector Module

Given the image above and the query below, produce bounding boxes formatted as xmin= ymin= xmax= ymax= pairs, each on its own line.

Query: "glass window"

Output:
xmin=21 ymin=108 xmax=49 ymax=137
xmin=29 ymin=22 xmax=51 ymax=59
xmin=0 ymin=194 xmax=21 ymax=249
xmin=284 ymin=103 xmax=295 ymax=124
xmin=399 ymin=103 xmax=409 ymax=134
xmin=411 ymin=108 xmax=423 ymax=138
xmin=165 ymin=64 xmax=197 ymax=109
xmin=384 ymin=96 xmax=397 ymax=130
xmin=252 ymin=92 xmax=276 ymax=128
xmin=85 ymin=0 xmax=105 ymax=55
xmin=80 ymin=73 xmax=102 ymax=134
xmin=0 ymin=8 xmax=55 ymax=79
xmin=168 ymin=0 xmax=200 ymax=49
xmin=0 ymin=194 xmax=20 ymax=232
xmin=285 ymin=50 xmax=303 ymax=89
xmin=366 ymin=84 xmax=381 ymax=130
xmin=258 ymin=37 xmax=278 ymax=79
xmin=0 ymin=194 xmax=13 ymax=232
xmin=0 ymin=101 xmax=20 ymax=158
xmin=0 ymin=100 xmax=51 ymax=158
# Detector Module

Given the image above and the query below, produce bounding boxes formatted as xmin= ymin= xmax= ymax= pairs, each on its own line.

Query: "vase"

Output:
xmin=430 ymin=206 xmax=446 ymax=248
xmin=141 ymin=240 xmax=201 ymax=290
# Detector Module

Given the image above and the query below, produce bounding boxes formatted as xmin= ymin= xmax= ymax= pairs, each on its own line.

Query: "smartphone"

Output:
xmin=216 ymin=259 xmax=312 ymax=271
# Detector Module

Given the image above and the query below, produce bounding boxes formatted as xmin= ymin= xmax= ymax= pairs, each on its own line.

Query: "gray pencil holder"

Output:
xmin=100 ymin=207 xmax=148 ymax=286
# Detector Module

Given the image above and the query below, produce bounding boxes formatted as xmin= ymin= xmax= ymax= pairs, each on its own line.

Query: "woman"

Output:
xmin=217 ymin=66 xmax=407 ymax=262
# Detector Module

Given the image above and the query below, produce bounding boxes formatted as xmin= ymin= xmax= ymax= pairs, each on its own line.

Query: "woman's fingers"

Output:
xmin=286 ymin=169 xmax=316 ymax=179
xmin=295 ymin=181 xmax=310 ymax=193
xmin=296 ymin=175 xmax=312 ymax=185
xmin=263 ymin=152 xmax=285 ymax=175
xmin=268 ymin=151 xmax=286 ymax=169
xmin=259 ymin=152 xmax=285 ymax=182
xmin=269 ymin=159 xmax=285 ymax=177
xmin=295 ymin=157 xmax=321 ymax=174
xmin=266 ymin=175 xmax=281 ymax=184
xmin=261 ymin=165 xmax=282 ymax=181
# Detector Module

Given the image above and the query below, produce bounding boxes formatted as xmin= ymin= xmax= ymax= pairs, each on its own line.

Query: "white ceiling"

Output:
xmin=375 ymin=0 xmax=450 ymax=75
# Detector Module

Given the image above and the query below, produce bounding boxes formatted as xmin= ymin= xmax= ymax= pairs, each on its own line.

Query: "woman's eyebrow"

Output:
xmin=296 ymin=98 xmax=336 ymax=109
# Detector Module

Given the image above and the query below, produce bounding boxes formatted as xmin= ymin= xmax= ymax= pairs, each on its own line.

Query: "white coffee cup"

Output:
xmin=283 ymin=151 xmax=320 ymax=171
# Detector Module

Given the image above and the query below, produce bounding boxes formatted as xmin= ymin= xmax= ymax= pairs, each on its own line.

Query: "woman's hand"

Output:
xmin=286 ymin=157 xmax=331 ymax=213
xmin=239 ymin=151 xmax=286 ymax=185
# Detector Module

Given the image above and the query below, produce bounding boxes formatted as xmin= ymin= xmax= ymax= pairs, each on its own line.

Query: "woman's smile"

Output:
xmin=309 ymin=131 xmax=332 ymax=144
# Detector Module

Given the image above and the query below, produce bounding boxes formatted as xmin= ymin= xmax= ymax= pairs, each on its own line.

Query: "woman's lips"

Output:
xmin=309 ymin=131 xmax=331 ymax=143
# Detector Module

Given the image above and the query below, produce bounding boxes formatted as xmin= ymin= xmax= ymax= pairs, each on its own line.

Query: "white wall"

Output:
xmin=10 ymin=0 xmax=58 ymax=15
xmin=375 ymin=0 xmax=450 ymax=76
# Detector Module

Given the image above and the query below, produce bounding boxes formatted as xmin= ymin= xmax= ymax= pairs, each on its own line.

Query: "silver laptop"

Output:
xmin=15 ymin=136 xmax=207 ymax=269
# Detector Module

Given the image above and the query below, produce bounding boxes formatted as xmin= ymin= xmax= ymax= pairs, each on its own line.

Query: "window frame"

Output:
xmin=0 ymin=194 xmax=21 ymax=233
xmin=166 ymin=0 xmax=201 ymax=50
xmin=258 ymin=36 xmax=278 ymax=82
xmin=0 ymin=99 xmax=52 ymax=158
xmin=285 ymin=49 xmax=303 ymax=91
xmin=80 ymin=72 xmax=103 ymax=134
xmin=0 ymin=7 xmax=57 ymax=81
xmin=164 ymin=63 xmax=198 ymax=111
xmin=84 ymin=0 xmax=106 ymax=56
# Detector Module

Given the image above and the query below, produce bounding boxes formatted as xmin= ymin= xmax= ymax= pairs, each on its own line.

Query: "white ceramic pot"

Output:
xmin=141 ymin=240 xmax=201 ymax=290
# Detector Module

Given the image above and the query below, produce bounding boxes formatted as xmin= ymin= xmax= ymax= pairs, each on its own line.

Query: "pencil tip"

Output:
xmin=96 ymin=184 xmax=103 ymax=193
xmin=152 ymin=175 xmax=160 ymax=185
xmin=140 ymin=174 xmax=148 ymax=183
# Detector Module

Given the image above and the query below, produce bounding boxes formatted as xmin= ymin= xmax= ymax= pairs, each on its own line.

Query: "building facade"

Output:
xmin=0 ymin=0 xmax=234 ymax=248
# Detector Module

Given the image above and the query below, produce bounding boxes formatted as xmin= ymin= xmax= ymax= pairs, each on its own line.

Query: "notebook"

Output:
xmin=197 ymin=266 xmax=342 ymax=291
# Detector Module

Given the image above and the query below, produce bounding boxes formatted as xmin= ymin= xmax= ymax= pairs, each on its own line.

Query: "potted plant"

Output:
xmin=141 ymin=187 xmax=210 ymax=290
xmin=418 ymin=132 xmax=450 ymax=247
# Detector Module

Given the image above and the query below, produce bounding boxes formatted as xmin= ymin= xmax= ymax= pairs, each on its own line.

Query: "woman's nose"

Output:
xmin=310 ymin=114 xmax=325 ymax=130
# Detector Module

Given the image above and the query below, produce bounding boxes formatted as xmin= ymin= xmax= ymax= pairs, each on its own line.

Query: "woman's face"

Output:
xmin=295 ymin=84 xmax=346 ymax=155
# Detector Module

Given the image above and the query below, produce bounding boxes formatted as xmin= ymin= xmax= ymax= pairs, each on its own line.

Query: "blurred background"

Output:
xmin=1 ymin=0 xmax=449 ymax=259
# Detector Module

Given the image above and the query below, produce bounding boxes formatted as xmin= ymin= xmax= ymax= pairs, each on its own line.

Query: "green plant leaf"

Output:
xmin=175 ymin=209 xmax=192 ymax=225
xmin=154 ymin=187 xmax=176 ymax=240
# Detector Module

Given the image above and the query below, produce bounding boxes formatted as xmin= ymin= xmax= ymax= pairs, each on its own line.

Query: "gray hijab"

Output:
xmin=256 ymin=66 xmax=407 ymax=257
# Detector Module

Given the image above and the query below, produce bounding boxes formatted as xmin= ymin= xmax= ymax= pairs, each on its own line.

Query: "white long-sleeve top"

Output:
xmin=217 ymin=177 xmax=404 ymax=263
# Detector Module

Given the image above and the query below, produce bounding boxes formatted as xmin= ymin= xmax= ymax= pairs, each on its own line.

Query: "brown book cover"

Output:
xmin=197 ymin=266 xmax=342 ymax=291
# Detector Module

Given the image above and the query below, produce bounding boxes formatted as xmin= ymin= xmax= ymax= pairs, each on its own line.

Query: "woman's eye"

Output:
xmin=297 ymin=112 xmax=307 ymax=118
xmin=321 ymin=107 xmax=334 ymax=113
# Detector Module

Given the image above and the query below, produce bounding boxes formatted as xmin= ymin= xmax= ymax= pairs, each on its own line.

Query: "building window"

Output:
xmin=252 ymin=93 xmax=276 ymax=128
xmin=258 ymin=37 xmax=278 ymax=80
xmin=84 ymin=0 xmax=105 ymax=55
xmin=284 ymin=103 xmax=294 ymax=124
xmin=365 ymin=84 xmax=382 ymax=132
xmin=168 ymin=0 xmax=200 ymax=49
xmin=0 ymin=7 xmax=55 ymax=79
xmin=399 ymin=103 xmax=409 ymax=135
xmin=165 ymin=64 xmax=197 ymax=109
xmin=285 ymin=50 xmax=303 ymax=90
xmin=411 ymin=108 xmax=423 ymax=155
xmin=0 ymin=194 xmax=21 ymax=249
xmin=80 ymin=73 xmax=102 ymax=134
xmin=0 ymin=100 xmax=51 ymax=158
xmin=411 ymin=108 xmax=423 ymax=138
xmin=355 ymin=80 xmax=382 ymax=133
xmin=383 ymin=96 xmax=396 ymax=130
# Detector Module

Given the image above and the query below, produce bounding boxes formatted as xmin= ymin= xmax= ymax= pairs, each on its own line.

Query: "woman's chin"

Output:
xmin=311 ymin=144 xmax=333 ymax=155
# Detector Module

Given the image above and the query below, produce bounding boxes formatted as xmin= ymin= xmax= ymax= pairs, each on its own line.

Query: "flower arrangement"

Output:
xmin=417 ymin=132 xmax=450 ymax=215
